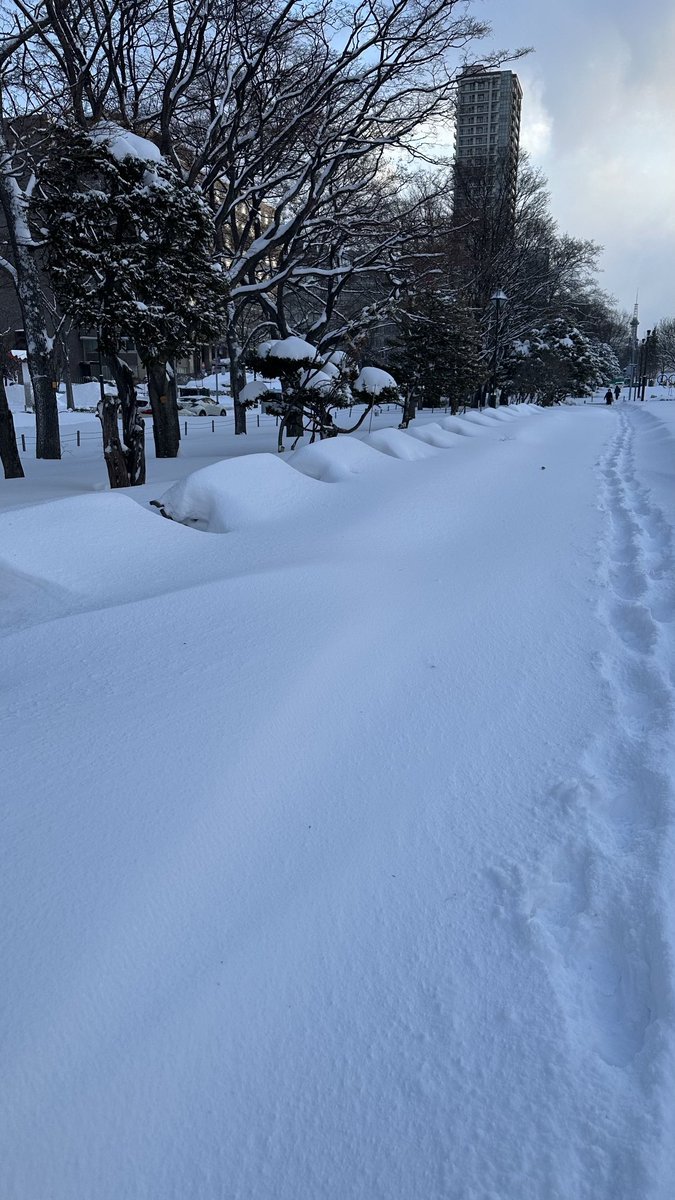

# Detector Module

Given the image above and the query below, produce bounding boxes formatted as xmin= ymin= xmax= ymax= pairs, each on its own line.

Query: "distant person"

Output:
xmin=605 ymin=388 xmax=614 ymax=405
xmin=614 ymin=384 xmax=621 ymax=401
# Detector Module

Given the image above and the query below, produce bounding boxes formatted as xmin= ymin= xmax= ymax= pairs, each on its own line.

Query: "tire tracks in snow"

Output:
xmin=496 ymin=407 xmax=675 ymax=1194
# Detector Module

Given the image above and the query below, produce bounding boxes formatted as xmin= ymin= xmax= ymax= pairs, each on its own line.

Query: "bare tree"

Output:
xmin=0 ymin=17 xmax=61 ymax=461
xmin=1 ymin=0 xmax=512 ymax=443
xmin=654 ymin=318 xmax=675 ymax=377
xmin=57 ymin=0 xmax=500 ymax=430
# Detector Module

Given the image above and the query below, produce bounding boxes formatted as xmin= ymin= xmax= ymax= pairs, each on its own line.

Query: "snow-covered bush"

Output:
xmin=248 ymin=338 xmax=391 ymax=449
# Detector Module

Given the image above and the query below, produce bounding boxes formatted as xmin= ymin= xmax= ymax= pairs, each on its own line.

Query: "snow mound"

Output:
xmin=365 ymin=427 xmax=439 ymax=460
xmin=459 ymin=411 xmax=504 ymax=428
xmin=406 ymin=422 xmax=463 ymax=449
xmin=319 ymin=360 xmax=340 ymax=378
xmin=290 ymin=435 xmax=389 ymax=482
xmin=0 ymin=493 xmax=189 ymax=615
xmin=299 ymin=369 xmax=335 ymax=392
xmin=438 ymin=416 xmax=484 ymax=436
xmin=353 ymin=367 xmax=398 ymax=396
xmin=91 ymin=122 xmax=162 ymax=163
xmin=154 ymin=454 xmax=322 ymax=532
xmin=478 ymin=407 xmax=518 ymax=422
xmin=264 ymin=336 xmax=319 ymax=363
xmin=239 ymin=380 xmax=277 ymax=405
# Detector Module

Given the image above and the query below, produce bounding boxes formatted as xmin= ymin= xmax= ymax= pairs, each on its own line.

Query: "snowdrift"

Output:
xmin=0 ymin=492 xmax=190 ymax=617
xmin=459 ymin=410 xmax=505 ymax=428
xmin=153 ymin=453 xmax=323 ymax=532
xmin=365 ymin=427 xmax=439 ymax=460
xmin=289 ymin=435 xmax=389 ymax=482
xmin=437 ymin=415 xmax=483 ymax=436
xmin=405 ymin=422 xmax=464 ymax=449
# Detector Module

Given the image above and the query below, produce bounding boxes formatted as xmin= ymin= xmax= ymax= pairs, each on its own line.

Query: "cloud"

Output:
xmin=519 ymin=76 xmax=552 ymax=159
xmin=479 ymin=0 xmax=675 ymax=325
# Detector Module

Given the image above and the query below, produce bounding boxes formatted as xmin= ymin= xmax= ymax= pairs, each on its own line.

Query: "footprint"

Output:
xmin=603 ymin=657 xmax=674 ymax=734
xmin=609 ymin=561 xmax=647 ymax=603
xmin=606 ymin=601 xmax=658 ymax=654
xmin=573 ymin=924 xmax=652 ymax=1067
xmin=526 ymin=839 xmax=592 ymax=928
xmin=649 ymin=590 xmax=675 ymax=623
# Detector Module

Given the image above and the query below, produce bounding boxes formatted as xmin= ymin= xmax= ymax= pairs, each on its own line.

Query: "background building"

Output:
xmin=453 ymin=66 xmax=522 ymax=226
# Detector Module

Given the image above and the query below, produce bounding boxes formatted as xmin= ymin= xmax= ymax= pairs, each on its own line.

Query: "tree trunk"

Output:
xmin=108 ymin=354 xmax=146 ymax=486
xmin=226 ymin=318 xmax=247 ymax=435
xmin=20 ymin=359 xmax=34 ymax=410
xmin=399 ymin=389 xmax=416 ymax=429
xmin=62 ymin=345 xmax=75 ymax=411
xmin=145 ymin=358 xmax=180 ymax=459
xmin=0 ymin=374 xmax=24 ymax=478
xmin=287 ymin=402 xmax=303 ymax=439
xmin=97 ymin=389 xmax=130 ymax=489
xmin=0 ymin=146 xmax=61 ymax=460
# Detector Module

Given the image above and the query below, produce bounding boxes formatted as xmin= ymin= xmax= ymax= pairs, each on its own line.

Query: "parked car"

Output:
xmin=174 ymin=386 xmax=228 ymax=416
xmin=181 ymin=398 xmax=229 ymax=417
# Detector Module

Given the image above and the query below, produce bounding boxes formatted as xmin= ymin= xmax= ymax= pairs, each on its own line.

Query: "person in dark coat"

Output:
xmin=605 ymin=388 xmax=614 ymax=405
xmin=614 ymin=384 xmax=621 ymax=401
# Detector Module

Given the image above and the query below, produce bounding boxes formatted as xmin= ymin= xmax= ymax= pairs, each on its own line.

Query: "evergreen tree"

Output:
xmin=502 ymin=321 xmax=616 ymax=404
xmin=39 ymin=124 xmax=229 ymax=484
xmin=391 ymin=293 xmax=482 ymax=414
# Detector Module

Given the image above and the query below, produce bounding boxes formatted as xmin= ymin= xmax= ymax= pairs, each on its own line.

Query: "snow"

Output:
xmin=238 ymin=379 xmax=277 ymax=405
xmin=298 ymin=367 xmax=335 ymax=391
xmin=152 ymin=454 xmax=324 ymax=533
xmin=319 ymin=359 xmax=341 ymax=377
xmin=2 ymin=395 xmax=675 ymax=1199
xmin=91 ymin=122 xmax=163 ymax=164
xmin=405 ymin=420 xmax=464 ymax=448
xmin=353 ymin=365 xmax=398 ymax=395
xmin=289 ymin=434 xmax=389 ymax=481
xmin=366 ymin=426 xmax=439 ymax=460
xmin=438 ymin=413 xmax=485 ymax=435
xmin=264 ymin=335 xmax=319 ymax=362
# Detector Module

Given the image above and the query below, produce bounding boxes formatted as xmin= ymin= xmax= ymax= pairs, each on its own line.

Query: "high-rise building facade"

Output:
xmin=453 ymin=66 xmax=522 ymax=223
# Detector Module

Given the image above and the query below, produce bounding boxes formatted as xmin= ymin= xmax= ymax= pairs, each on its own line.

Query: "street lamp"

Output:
xmin=489 ymin=289 xmax=508 ymax=407
xmin=638 ymin=329 xmax=652 ymax=402
xmin=640 ymin=329 xmax=654 ymax=402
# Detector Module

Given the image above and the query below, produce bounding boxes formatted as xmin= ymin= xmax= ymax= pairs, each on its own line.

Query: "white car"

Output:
xmin=179 ymin=397 xmax=229 ymax=417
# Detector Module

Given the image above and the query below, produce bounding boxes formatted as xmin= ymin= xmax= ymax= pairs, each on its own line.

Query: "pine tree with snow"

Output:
xmin=250 ymin=337 xmax=351 ymax=449
xmin=39 ymin=124 xmax=229 ymax=484
xmin=502 ymin=320 xmax=614 ymax=405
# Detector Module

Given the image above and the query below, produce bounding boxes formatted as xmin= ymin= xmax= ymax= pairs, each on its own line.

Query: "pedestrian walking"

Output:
xmin=605 ymin=388 xmax=614 ymax=405
xmin=614 ymin=384 xmax=621 ymax=401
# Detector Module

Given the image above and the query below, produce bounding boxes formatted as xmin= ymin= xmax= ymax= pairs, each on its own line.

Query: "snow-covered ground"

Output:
xmin=2 ymin=392 xmax=675 ymax=1198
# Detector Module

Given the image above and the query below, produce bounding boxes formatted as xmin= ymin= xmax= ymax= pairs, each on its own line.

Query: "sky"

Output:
xmin=474 ymin=0 xmax=675 ymax=331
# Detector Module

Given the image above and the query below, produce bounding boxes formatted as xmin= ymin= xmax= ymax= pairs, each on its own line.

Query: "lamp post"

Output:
xmin=489 ymin=289 xmax=508 ymax=407
xmin=627 ymin=302 xmax=639 ymax=401
xmin=639 ymin=330 xmax=651 ymax=402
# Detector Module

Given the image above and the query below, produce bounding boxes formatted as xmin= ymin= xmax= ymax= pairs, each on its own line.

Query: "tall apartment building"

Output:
xmin=453 ymin=66 xmax=522 ymax=224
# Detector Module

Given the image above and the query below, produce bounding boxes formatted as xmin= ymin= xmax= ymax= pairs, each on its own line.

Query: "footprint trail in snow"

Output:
xmin=501 ymin=408 xmax=675 ymax=1195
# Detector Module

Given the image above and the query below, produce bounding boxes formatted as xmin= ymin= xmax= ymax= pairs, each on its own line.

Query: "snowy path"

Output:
xmin=2 ymin=404 xmax=675 ymax=1198
xmin=500 ymin=406 xmax=675 ymax=1196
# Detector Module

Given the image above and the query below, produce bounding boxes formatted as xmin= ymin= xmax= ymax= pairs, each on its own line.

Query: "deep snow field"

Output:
xmin=2 ymin=388 xmax=675 ymax=1199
